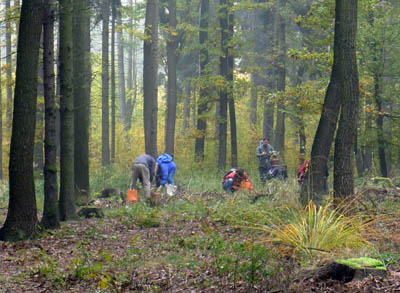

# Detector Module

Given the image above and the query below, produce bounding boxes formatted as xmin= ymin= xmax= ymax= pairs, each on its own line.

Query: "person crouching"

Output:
xmin=222 ymin=168 xmax=253 ymax=193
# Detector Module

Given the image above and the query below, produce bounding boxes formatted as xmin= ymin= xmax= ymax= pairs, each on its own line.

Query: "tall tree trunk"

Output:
xmin=218 ymin=0 xmax=228 ymax=170
xmin=333 ymin=0 xmax=359 ymax=199
xmin=101 ymin=0 xmax=110 ymax=166
xmin=127 ymin=0 xmax=133 ymax=94
xmin=182 ymin=82 xmax=191 ymax=135
xmin=0 ymin=0 xmax=44 ymax=241
xmin=249 ymin=76 xmax=257 ymax=130
xmin=6 ymin=0 xmax=13 ymax=129
xmin=117 ymin=10 xmax=128 ymax=132
xmin=194 ymin=0 xmax=209 ymax=161
xmin=110 ymin=2 xmax=116 ymax=162
xmin=59 ymin=0 xmax=76 ymax=221
xmin=227 ymin=4 xmax=236 ymax=168
xmin=165 ymin=0 xmax=177 ymax=155
xmin=73 ymin=0 xmax=90 ymax=198
xmin=143 ymin=0 xmax=158 ymax=158
xmin=42 ymin=0 xmax=59 ymax=229
xmin=0 ymin=56 xmax=2 ymax=179
xmin=300 ymin=0 xmax=349 ymax=204
xmin=263 ymin=98 xmax=274 ymax=141
xmin=374 ymin=74 xmax=387 ymax=177
xmin=274 ymin=4 xmax=286 ymax=154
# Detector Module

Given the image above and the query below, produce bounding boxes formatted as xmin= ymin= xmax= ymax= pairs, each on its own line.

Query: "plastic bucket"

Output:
xmin=240 ymin=181 xmax=254 ymax=191
xmin=127 ymin=189 xmax=138 ymax=202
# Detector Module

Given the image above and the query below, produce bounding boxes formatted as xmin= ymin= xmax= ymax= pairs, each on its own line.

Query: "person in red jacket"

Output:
xmin=222 ymin=168 xmax=253 ymax=193
xmin=297 ymin=160 xmax=309 ymax=186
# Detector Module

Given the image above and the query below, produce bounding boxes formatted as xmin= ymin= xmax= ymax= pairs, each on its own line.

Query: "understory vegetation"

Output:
xmin=1 ymin=168 xmax=400 ymax=292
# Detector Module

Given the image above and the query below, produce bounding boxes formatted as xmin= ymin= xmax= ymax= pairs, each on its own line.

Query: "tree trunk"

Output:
xmin=73 ymin=0 xmax=90 ymax=199
xmin=218 ymin=0 xmax=229 ymax=170
xmin=110 ymin=3 xmax=116 ymax=162
xmin=249 ymin=75 xmax=257 ymax=130
xmin=101 ymin=0 xmax=110 ymax=166
xmin=0 ymin=56 xmax=2 ymax=179
xmin=182 ymin=82 xmax=191 ymax=136
xmin=42 ymin=0 xmax=59 ymax=229
xmin=143 ymin=0 xmax=158 ymax=158
xmin=194 ymin=0 xmax=209 ymax=161
xmin=59 ymin=0 xmax=76 ymax=221
xmin=300 ymin=0 xmax=350 ymax=204
xmin=227 ymin=5 xmax=236 ymax=168
xmin=274 ymin=4 xmax=286 ymax=154
xmin=333 ymin=0 xmax=360 ymax=199
xmin=117 ymin=9 xmax=128 ymax=132
xmin=127 ymin=0 xmax=133 ymax=94
xmin=165 ymin=0 xmax=177 ymax=155
xmin=263 ymin=98 xmax=274 ymax=141
xmin=0 ymin=0 xmax=44 ymax=241
xmin=374 ymin=74 xmax=387 ymax=177
xmin=6 ymin=0 xmax=13 ymax=129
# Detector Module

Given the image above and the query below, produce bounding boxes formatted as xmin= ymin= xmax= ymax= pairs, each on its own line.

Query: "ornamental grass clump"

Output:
xmin=261 ymin=201 xmax=371 ymax=259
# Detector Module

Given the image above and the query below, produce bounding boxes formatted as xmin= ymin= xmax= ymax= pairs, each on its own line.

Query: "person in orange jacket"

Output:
xmin=222 ymin=168 xmax=253 ymax=193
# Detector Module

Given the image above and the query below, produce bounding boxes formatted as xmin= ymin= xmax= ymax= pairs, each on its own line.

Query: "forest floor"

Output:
xmin=1 ymin=187 xmax=400 ymax=292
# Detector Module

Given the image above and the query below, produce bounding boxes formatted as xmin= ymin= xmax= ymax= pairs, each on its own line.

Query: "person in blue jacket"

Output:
xmin=155 ymin=153 xmax=176 ymax=189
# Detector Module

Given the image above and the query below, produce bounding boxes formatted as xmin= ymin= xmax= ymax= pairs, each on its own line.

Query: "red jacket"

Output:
xmin=222 ymin=170 xmax=249 ymax=190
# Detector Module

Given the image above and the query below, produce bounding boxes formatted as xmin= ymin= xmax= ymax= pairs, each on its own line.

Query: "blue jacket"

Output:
xmin=156 ymin=154 xmax=176 ymax=186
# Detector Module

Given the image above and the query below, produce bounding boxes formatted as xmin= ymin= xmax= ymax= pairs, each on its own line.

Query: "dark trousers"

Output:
xmin=259 ymin=166 xmax=269 ymax=182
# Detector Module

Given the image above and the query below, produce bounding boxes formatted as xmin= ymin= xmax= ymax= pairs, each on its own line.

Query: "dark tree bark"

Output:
xmin=101 ymin=0 xmax=110 ymax=166
xmin=263 ymin=98 xmax=274 ymax=141
xmin=194 ymin=0 xmax=209 ymax=161
xmin=218 ymin=0 xmax=228 ymax=170
xmin=111 ymin=2 xmax=116 ymax=162
xmin=127 ymin=0 xmax=133 ymax=94
xmin=59 ymin=0 xmax=76 ymax=221
xmin=143 ymin=0 xmax=158 ymax=158
xmin=333 ymin=0 xmax=360 ymax=199
xmin=165 ymin=0 xmax=177 ymax=155
xmin=6 ymin=0 xmax=13 ymax=129
xmin=0 ymin=0 xmax=44 ymax=241
xmin=41 ymin=0 xmax=59 ymax=229
xmin=374 ymin=74 xmax=387 ymax=177
xmin=73 ymin=0 xmax=90 ymax=198
xmin=300 ymin=0 xmax=352 ymax=204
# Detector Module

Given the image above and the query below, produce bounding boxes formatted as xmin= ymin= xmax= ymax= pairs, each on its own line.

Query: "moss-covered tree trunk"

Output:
xmin=0 ymin=0 xmax=44 ymax=241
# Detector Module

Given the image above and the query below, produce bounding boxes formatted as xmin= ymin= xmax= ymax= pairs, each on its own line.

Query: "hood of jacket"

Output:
xmin=157 ymin=153 xmax=173 ymax=164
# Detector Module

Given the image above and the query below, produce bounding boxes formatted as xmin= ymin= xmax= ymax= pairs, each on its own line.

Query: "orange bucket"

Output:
xmin=127 ymin=189 xmax=138 ymax=202
xmin=240 ymin=181 xmax=254 ymax=191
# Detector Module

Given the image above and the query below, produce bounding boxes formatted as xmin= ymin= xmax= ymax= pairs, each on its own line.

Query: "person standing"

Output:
xmin=130 ymin=154 xmax=156 ymax=201
xmin=256 ymin=138 xmax=274 ymax=182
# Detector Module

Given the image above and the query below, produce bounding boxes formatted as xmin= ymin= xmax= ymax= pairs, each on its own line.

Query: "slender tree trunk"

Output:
xmin=0 ymin=0 xmax=44 ymax=241
xmin=263 ymin=98 xmax=274 ymax=141
xmin=274 ymin=4 xmax=286 ymax=154
xmin=227 ymin=5 xmax=236 ymax=168
xmin=249 ymin=75 xmax=257 ymax=130
xmin=117 ymin=10 xmax=128 ymax=132
xmin=218 ymin=0 xmax=228 ymax=169
xmin=59 ymin=0 xmax=76 ymax=221
xmin=194 ymin=0 xmax=209 ymax=161
xmin=143 ymin=0 xmax=158 ymax=158
xmin=110 ymin=3 xmax=116 ymax=162
xmin=0 ymin=56 xmax=2 ymax=179
xmin=42 ymin=0 xmax=59 ymax=229
xmin=374 ymin=74 xmax=387 ymax=177
xmin=127 ymin=0 xmax=133 ymax=93
xmin=101 ymin=0 xmax=110 ymax=166
xmin=183 ymin=82 xmax=191 ymax=135
xmin=6 ymin=0 xmax=13 ymax=129
xmin=73 ymin=0 xmax=90 ymax=198
xmin=165 ymin=0 xmax=177 ymax=155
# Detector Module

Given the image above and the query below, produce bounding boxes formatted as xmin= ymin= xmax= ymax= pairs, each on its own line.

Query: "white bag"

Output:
xmin=165 ymin=184 xmax=177 ymax=196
